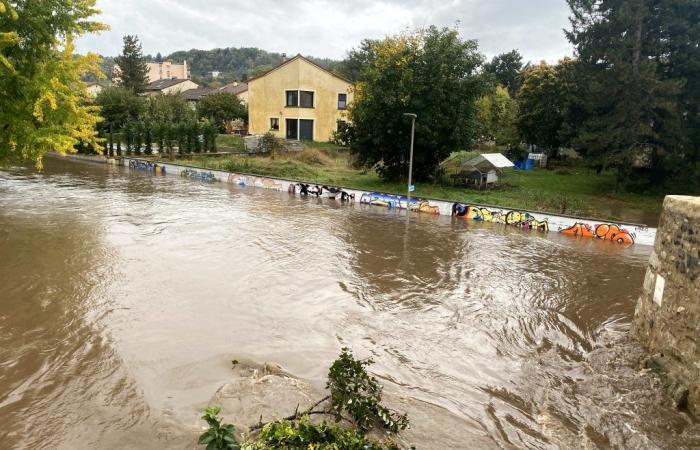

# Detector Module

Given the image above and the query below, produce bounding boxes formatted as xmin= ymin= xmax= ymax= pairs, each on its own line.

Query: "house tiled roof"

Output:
xmin=181 ymin=87 xmax=213 ymax=101
xmin=246 ymin=54 xmax=352 ymax=84
xmin=145 ymin=78 xmax=191 ymax=91
xmin=218 ymin=82 xmax=248 ymax=95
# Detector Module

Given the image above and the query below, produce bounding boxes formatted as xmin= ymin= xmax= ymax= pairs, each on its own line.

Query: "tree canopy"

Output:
xmin=114 ymin=35 xmax=149 ymax=93
xmin=484 ymin=50 xmax=524 ymax=95
xmin=0 ymin=0 xmax=107 ymax=166
xmin=346 ymin=26 xmax=487 ymax=181
xmin=196 ymin=92 xmax=247 ymax=132
xmin=566 ymin=0 xmax=699 ymax=191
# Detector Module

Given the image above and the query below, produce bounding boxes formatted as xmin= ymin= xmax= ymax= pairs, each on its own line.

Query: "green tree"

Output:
xmin=114 ymin=35 xmax=149 ymax=93
xmin=484 ymin=49 xmax=523 ymax=96
xmin=147 ymin=93 xmax=193 ymax=123
xmin=196 ymin=92 xmax=246 ymax=132
xmin=348 ymin=26 xmax=487 ymax=181
xmin=475 ymin=84 xmax=518 ymax=147
xmin=95 ymin=86 xmax=144 ymax=154
xmin=334 ymin=39 xmax=377 ymax=82
xmin=0 ymin=0 xmax=107 ymax=166
xmin=516 ymin=61 xmax=577 ymax=164
xmin=566 ymin=0 xmax=682 ymax=188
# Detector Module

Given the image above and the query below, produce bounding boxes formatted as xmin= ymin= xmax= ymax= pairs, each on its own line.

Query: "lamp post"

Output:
xmin=403 ymin=113 xmax=417 ymax=213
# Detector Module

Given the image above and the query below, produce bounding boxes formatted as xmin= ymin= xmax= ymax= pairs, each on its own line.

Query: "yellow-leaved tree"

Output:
xmin=0 ymin=0 xmax=108 ymax=167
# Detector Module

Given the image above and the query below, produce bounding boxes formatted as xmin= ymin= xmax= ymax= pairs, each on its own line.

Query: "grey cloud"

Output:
xmin=77 ymin=0 xmax=573 ymax=63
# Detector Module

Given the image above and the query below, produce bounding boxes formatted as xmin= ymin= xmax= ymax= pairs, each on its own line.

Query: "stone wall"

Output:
xmin=633 ymin=195 xmax=700 ymax=418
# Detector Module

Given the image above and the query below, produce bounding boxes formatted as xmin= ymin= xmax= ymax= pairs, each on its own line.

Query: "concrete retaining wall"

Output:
xmin=120 ymin=157 xmax=657 ymax=247
xmin=633 ymin=195 xmax=700 ymax=417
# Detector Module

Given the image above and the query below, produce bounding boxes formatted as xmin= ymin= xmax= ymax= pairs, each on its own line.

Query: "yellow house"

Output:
xmin=247 ymin=55 xmax=353 ymax=142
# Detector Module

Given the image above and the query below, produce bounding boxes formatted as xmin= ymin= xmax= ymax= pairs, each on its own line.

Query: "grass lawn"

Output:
xmin=215 ymin=134 xmax=245 ymax=151
xmin=168 ymin=144 xmax=664 ymax=225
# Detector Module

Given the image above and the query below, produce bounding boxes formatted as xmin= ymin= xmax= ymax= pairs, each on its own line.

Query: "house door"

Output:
xmin=285 ymin=119 xmax=298 ymax=139
xmin=299 ymin=119 xmax=313 ymax=141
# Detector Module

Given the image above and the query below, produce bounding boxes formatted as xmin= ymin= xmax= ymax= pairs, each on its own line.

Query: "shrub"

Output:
xmin=199 ymin=406 xmax=240 ymax=450
xmin=246 ymin=417 xmax=401 ymax=450
xmin=327 ymin=348 xmax=409 ymax=433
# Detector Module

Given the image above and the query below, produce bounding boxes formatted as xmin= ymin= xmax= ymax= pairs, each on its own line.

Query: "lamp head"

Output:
xmin=403 ymin=113 xmax=417 ymax=119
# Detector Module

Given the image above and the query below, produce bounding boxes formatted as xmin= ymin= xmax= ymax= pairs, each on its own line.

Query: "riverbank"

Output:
xmin=170 ymin=146 xmax=663 ymax=226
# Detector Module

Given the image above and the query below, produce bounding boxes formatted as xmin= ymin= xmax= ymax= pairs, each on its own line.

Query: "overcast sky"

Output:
xmin=76 ymin=0 xmax=573 ymax=63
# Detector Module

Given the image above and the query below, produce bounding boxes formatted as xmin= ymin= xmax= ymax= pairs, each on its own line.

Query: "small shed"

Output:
xmin=460 ymin=153 xmax=514 ymax=189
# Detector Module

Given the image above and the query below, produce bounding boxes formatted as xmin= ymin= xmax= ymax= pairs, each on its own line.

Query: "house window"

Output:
xmin=338 ymin=93 xmax=347 ymax=110
xmin=300 ymin=91 xmax=314 ymax=108
xmin=286 ymin=90 xmax=298 ymax=107
xmin=270 ymin=118 xmax=279 ymax=131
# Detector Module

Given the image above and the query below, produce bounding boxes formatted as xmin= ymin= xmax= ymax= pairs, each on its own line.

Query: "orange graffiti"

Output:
xmin=559 ymin=222 xmax=635 ymax=245
xmin=560 ymin=223 xmax=595 ymax=238
xmin=595 ymin=224 xmax=635 ymax=245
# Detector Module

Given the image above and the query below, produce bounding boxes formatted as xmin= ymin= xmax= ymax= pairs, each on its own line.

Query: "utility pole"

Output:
xmin=403 ymin=113 xmax=417 ymax=213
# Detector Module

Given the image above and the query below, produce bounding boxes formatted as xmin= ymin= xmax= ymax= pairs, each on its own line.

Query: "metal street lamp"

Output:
xmin=403 ymin=113 xmax=417 ymax=213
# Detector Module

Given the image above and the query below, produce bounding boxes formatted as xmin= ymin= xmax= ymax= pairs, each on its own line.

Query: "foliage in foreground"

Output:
xmin=243 ymin=417 xmax=401 ymax=450
xmin=199 ymin=406 xmax=240 ymax=450
xmin=0 ymin=0 xmax=107 ymax=166
xmin=327 ymin=348 xmax=408 ymax=433
xmin=199 ymin=347 xmax=411 ymax=450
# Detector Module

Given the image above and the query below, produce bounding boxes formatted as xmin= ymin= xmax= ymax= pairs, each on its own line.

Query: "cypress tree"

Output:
xmin=114 ymin=35 xmax=149 ymax=94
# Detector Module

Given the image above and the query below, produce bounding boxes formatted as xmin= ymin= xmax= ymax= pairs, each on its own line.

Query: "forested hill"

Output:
xmin=164 ymin=47 xmax=339 ymax=84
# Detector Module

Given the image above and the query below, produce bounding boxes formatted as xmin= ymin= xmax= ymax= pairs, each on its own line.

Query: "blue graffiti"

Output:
xmin=180 ymin=168 xmax=219 ymax=183
xmin=129 ymin=159 xmax=165 ymax=174
xmin=359 ymin=192 xmax=440 ymax=214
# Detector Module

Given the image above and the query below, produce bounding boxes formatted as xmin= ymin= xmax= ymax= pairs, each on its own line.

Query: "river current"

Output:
xmin=0 ymin=157 xmax=698 ymax=449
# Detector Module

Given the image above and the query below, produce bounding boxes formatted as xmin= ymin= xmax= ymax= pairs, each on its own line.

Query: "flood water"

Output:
xmin=1 ymin=157 xmax=698 ymax=449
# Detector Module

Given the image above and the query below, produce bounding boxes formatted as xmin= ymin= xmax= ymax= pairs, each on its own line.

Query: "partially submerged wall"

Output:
xmin=120 ymin=157 xmax=657 ymax=246
xmin=633 ymin=195 xmax=700 ymax=418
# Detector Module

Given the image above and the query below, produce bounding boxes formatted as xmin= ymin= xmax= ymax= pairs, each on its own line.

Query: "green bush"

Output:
xmin=327 ymin=348 xmax=408 ymax=433
xmin=244 ymin=417 xmax=401 ymax=450
xmin=199 ymin=406 xmax=240 ymax=450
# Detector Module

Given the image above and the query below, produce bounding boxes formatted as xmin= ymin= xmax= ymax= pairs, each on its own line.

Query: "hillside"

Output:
xmin=89 ymin=46 xmax=340 ymax=85
xmin=168 ymin=47 xmax=337 ymax=82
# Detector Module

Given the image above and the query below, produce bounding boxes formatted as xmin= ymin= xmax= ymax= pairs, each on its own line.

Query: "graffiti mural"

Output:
xmin=452 ymin=203 xmax=549 ymax=232
xmin=227 ymin=174 xmax=283 ymax=191
xmin=359 ymin=192 xmax=440 ymax=214
xmin=288 ymin=183 xmax=355 ymax=202
xmin=560 ymin=222 xmax=635 ymax=245
xmin=181 ymin=168 xmax=219 ymax=182
xmin=129 ymin=159 xmax=165 ymax=175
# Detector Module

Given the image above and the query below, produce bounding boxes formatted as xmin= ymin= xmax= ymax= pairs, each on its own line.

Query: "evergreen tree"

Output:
xmin=114 ymin=35 xmax=149 ymax=93
xmin=566 ymin=0 xmax=682 ymax=189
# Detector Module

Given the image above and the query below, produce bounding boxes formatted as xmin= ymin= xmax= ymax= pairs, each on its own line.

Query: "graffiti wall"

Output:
xmin=129 ymin=159 xmax=166 ymax=175
xmin=452 ymin=202 xmax=640 ymax=245
xmin=359 ymin=192 xmax=440 ymax=215
xmin=227 ymin=174 xmax=284 ymax=191
xmin=181 ymin=168 xmax=219 ymax=183
xmin=559 ymin=222 xmax=635 ymax=245
xmin=119 ymin=158 xmax=656 ymax=246
xmin=452 ymin=203 xmax=549 ymax=232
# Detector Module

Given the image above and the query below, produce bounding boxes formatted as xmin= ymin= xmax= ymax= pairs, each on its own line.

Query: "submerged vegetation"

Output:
xmin=200 ymin=348 xmax=410 ymax=450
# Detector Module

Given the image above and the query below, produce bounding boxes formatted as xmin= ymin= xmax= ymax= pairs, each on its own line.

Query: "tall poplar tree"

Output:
xmin=114 ymin=35 xmax=149 ymax=93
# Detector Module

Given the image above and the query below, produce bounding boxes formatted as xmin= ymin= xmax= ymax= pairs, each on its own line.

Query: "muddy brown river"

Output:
xmin=1 ymin=157 xmax=698 ymax=449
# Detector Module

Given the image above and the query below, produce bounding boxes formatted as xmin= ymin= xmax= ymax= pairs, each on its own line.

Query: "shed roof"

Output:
xmin=462 ymin=153 xmax=514 ymax=170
